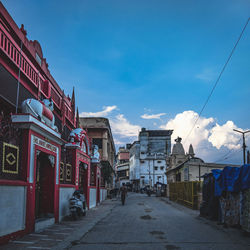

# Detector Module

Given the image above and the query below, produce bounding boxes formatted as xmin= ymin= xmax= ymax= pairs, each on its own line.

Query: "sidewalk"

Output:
xmin=3 ymin=198 xmax=119 ymax=250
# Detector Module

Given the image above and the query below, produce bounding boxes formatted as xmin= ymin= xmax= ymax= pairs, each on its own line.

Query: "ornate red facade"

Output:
xmin=0 ymin=2 xmax=104 ymax=244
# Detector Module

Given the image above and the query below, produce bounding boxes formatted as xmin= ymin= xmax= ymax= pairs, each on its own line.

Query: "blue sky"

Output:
xmin=3 ymin=0 xmax=250 ymax=164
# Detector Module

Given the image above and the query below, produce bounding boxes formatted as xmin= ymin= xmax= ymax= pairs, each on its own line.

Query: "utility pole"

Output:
xmin=153 ymin=154 xmax=156 ymax=187
xmin=233 ymin=129 xmax=250 ymax=165
xmin=148 ymin=159 xmax=151 ymax=188
xmin=199 ymin=164 xmax=201 ymax=181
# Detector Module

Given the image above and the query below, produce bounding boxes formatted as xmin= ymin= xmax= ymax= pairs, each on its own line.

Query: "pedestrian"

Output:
xmin=120 ymin=183 xmax=127 ymax=205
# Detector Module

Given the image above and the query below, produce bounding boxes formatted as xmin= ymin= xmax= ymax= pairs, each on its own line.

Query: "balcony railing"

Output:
xmin=0 ymin=24 xmax=75 ymax=125
xmin=0 ymin=26 xmax=39 ymax=88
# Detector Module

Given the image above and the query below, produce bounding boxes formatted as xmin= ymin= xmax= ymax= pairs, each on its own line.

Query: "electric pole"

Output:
xmin=233 ymin=129 xmax=250 ymax=165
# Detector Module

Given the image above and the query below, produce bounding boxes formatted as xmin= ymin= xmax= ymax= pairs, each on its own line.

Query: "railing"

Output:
xmin=0 ymin=26 xmax=39 ymax=88
xmin=50 ymin=85 xmax=61 ymax=109
xmin=0 ymin=24 xmax=75 ymax=124
xmin=169 ymin=181 xmax=202 ymax=209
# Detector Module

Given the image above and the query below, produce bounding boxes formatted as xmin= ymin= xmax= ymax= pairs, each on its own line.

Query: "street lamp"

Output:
xmin=233 ymin=129 xmax=250 ymax=165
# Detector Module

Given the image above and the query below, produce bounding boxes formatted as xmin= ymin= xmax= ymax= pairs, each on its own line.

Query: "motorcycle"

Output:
xmin=69 ymin=190 xmax=86 ymax=220
xmin=146 ymin=188 xmax=152 ymax=197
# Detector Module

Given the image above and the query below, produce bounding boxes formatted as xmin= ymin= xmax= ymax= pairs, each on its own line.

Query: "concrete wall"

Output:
xmin=59 ymin=187 xmax=75 ymax=221
xmin=183 ymin=165 xmax=224 ymax=182
xmin=129 ymin=156 xmax=140 ymax=181
xmin=89 ymin=188 xmax=97 ymax=209
xmin=0 ymin=186 xmax=26 ymax=237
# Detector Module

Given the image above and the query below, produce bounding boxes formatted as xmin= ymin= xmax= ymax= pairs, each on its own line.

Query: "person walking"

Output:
xmin=120 ymin=183 xmax=127 ymax=205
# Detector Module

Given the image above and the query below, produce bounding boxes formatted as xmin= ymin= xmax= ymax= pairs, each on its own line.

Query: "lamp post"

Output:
xmin=233 ymin=129 xmax=250 ymax=165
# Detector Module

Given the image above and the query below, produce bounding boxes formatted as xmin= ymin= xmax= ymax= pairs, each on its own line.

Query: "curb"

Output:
xmin=52 ymin=199 xmax=118 ymax=250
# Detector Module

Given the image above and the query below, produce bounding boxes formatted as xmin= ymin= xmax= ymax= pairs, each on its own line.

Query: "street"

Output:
xmin=69 ymin=193 xmax=250 ymax=250
xmin=3 ymin=193 xmax=250 ymax=250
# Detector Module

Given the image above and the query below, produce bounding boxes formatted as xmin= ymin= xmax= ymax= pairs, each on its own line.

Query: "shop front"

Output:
xmin=61 ymin=128 xmax=91 ymax=213
xmin=11 ymin=113 xmax=63 ymax=232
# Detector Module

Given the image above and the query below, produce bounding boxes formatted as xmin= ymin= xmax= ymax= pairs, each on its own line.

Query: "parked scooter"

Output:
xmin=69 ymin=190 xmax=86 ymax=220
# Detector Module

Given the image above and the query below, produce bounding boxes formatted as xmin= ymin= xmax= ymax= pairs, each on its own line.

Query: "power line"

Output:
xmin=184 ymin=17 xmax=250 ymax=144
xmin=213 ymin=138 xmax=242 ymax=163
xmin=213 ymin=148 xmax=243 ymax=163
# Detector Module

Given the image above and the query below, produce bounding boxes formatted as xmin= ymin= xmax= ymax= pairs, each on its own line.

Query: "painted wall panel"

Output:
xmin=0 ymin=186 xmax=26 ymax=237
xmin=89 ymin=188 xmax=97 ymax=209
xmin=101 ymin=189 xmax=107 ymax=202
xmin=59 ymin=187 xmax=75 ymax=221
xmin=100 ymin=189 xmax=102 ymax=202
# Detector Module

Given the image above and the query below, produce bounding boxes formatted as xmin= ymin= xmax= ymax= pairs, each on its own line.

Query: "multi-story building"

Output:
xmin=79 ymin=117 xmax=116 ymax=191
xmin=129 ymin=128 xmax=173 ymax=190
xmin=116 ymin=145 xmax=131 ymax=188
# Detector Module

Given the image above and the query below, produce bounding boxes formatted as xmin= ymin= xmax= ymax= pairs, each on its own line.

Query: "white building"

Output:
xmin=166 ymin=137 xmax=240 ymax=183
xmin=129 ymin=128 xmax=173 ymax=190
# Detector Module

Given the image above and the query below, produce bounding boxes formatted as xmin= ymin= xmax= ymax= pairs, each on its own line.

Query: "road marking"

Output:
xmin=11 ymin=241 xmax=35 ymax=244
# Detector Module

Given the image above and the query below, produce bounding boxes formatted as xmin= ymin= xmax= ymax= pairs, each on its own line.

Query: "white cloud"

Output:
xmin=195 ymin=68 xmax=216 ymax=82
xmin=160 ymin=110 xmax=214 ymax=150
xmin=141 ymin=113 xmax=166 ymax=120
xmin=80 ymin=105 xmax=117 ymax=117
xmin=110 ymin=114 xmax=141 ymax=138
xmin=160 ymin=110 xmax=247 ymax=163
xmin=113 ymin=138 xmax=125 ymax=145
xmin=79 ymin=105 xmax=139 ymax=149
xmin=208 ymin=121 xmax=241 ymax=150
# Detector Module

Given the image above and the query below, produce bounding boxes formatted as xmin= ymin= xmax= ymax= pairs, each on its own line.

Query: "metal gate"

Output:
xmin=169 ymin=181 xmax=202 ymax=209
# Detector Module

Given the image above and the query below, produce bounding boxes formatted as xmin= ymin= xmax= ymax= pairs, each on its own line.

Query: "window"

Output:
xmin=141 ymin=151 xmax=145 ymax=154
xmin=157 ymin=160 xmax=161 ymax=163
xmin=160 ymin=166 xmax=164 ymax=170
xmin=140 ymin=160 xmax=145 ymax=163
xmin=154 ymin=167 xmax=158 ymax=171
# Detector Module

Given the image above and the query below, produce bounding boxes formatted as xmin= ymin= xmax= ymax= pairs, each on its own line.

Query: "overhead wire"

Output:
xmin=183 ymin=17 xmax=250 ymax=145
xmin=212 ymin=138 xmax=242 ymax=163
xmin=213 ymin=148 xmax=243 ymax=163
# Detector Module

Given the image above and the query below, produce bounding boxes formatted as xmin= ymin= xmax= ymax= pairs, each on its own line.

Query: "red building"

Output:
xmin=0 ymin=2 xmax=99 ymax=244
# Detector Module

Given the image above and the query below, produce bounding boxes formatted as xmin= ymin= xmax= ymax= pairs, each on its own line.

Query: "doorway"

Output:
xmin=35 ymin=150 xmax=55 ymax=219
xmin=79 ymin=162 xmax=88 ymax=199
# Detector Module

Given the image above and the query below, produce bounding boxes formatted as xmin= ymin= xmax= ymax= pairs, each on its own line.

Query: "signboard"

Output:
xmin=33 ymin=136 xmax=57 ymax=153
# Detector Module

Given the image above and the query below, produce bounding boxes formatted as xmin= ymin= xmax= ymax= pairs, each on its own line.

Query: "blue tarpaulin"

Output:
xmin=212 ymin=169 xmax=222 ymax=196
xmin=240 ymin=164 xmax=250 ymax=190
xmin=212 ymin=165 xmax=250 ymax=196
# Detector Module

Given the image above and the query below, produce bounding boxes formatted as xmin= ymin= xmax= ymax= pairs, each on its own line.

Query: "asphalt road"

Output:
xmin=3 ymin=193 xmax=250 ymax=250
xmin=70 ymin=193 xmax=250 ymax=250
